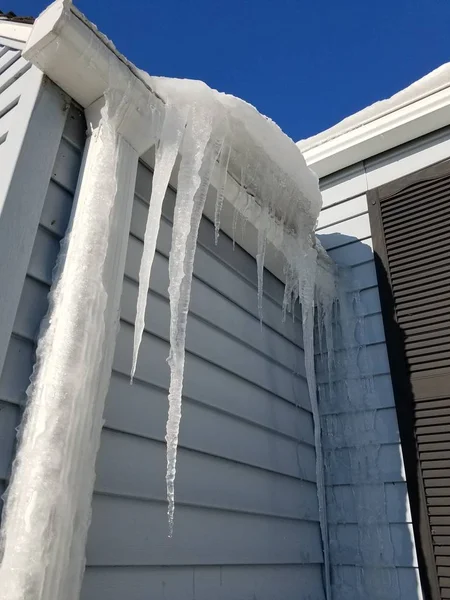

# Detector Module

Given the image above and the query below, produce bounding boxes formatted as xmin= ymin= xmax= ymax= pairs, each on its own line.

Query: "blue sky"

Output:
xmin=12 ymin=0 xmax=450 ymax=141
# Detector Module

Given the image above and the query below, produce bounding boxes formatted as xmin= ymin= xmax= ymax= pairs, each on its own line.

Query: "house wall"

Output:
xmin=80 ymin=159 xmax=326 ymax=600
xmin=315 ymin=125 xmax=450 ymax=600
xmin=0 ymin=51 xmax=86 ymax=523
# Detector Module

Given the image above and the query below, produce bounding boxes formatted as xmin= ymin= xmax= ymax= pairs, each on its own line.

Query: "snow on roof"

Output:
xmin=298 ymin=62 xmax=450 ymax=152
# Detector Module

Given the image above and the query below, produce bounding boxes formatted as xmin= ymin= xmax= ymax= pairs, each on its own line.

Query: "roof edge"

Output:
xmin=299 ymin=65 xmax=450 ymax=178
xmin=0 ymin=18 xmax=32 ymax=43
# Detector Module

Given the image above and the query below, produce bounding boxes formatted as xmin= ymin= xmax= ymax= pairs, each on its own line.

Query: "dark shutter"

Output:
xmin=368 ymin=159 xmax=450 ymax=600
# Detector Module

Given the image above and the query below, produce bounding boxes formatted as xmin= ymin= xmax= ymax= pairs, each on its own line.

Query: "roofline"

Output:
xmin=299 ymin=79 xmax=450 ymax=178
xmin=0 ymin=18 xmax=32 ymax=43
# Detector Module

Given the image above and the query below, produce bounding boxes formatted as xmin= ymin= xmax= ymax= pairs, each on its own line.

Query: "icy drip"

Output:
xmin=131 ymin=103 xmax=187 ymax=381
xmin=302 ymin=250 xmax=332 ymax=600
xmin=0 ymin=92 xmax=123 ymax=600
xmin=166 ymin=106 xmax=226 ymax=535
xmin=129 ymin=76 xmax=334 ymax=593
xmin=317 ymin=269 xmax=401 ymax=600
xmin=214 ymin=140 xmax=231 ymax=245
xmin=256 ymin=205 xmax=269 ymax=322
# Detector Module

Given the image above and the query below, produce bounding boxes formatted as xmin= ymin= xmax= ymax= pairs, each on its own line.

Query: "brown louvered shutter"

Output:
xmin=368 ymin=158 xmax=450 ymax=600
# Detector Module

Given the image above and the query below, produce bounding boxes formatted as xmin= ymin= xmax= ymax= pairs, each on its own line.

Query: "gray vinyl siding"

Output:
xmin=81 ymin=160 xmax=325 ymax=600
xmin=316 ymin=163 xmax=422 ymax=599
xmin=0 ymin=101 xmax=86 ymax=514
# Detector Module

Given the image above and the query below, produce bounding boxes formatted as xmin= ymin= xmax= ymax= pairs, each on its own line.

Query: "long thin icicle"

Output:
xmin=131 ymin=104 xmax=187 ymax=381
xmin=165 ymin=104 xmax=216 ymax=535
xmin=214 ymin=141 xmax=231 ymax=244
xmin=256 ymin=205 xmax=269 ymax=323
xmin=301 ymin=251 xmax=332 ymax=600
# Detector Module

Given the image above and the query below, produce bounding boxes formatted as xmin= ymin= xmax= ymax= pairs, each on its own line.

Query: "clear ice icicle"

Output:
xmin=301 ymin=251 xmax=332 ymax=600
xmin=214 ymin=141 xmax=231 ymax=245
xmin=256 ymin=205 xmax=269 ymax=323
xmin=131 ymin=104 xmax=187 ymax=381
xmin=166 ymin=105 xmax=222 ymax=535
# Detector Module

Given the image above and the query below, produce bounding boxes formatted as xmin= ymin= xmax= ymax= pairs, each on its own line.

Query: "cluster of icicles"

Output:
xmin=127 ymin=77 xmax=337 ymax=595
xmin=0 ymin=76 xmax=338 ymax=600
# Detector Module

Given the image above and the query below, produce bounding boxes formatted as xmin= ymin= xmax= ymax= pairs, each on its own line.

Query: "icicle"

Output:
xmin=301 ymin=249 xmax=332 ymax=600
xmin=131 ymin=104 xmax=187 ymax=382
xmin=165 ymin=103 xmax=224 ymax=535
xmin=256 ymin=205 xmax=269 ymax=323
xmin=214 ymin=141 xmax=231 ymax=245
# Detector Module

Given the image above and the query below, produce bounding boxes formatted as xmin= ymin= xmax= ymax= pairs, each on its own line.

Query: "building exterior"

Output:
xmin=301 ymin=73 xmax=450 ymax=600
xmin=0 ymin=3 xmax=448 ymax=600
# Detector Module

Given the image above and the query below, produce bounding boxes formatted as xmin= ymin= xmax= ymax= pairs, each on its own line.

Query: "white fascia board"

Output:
xmin=23 ymin=0 xmax=162 ymax=154
xmin=301 ymin=86 xmax=450 ymax=178
xmin=0 ymin=20 xmax=32 ymax=44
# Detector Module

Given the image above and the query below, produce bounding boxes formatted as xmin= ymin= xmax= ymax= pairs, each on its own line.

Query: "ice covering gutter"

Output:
xmin=299 ymin=63 xmax=450 ymax=177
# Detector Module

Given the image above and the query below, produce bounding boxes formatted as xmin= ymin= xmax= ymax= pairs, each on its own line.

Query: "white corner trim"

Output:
xmin=23 ymin=0 xmax=162 ymax=154
xmin=302 ymin=86 xmax=450 ymax=178
xmin=0 ymin=21 xmax=32 ymax=44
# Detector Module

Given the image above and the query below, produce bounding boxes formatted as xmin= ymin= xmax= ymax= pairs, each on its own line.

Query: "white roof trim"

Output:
xmin=299 ymin=64 xmax=450 ymax=178
xmin=22 ymin=0 xmax=163 ymax=154
xmin=0 ymin=20 xmax=32 ymax=44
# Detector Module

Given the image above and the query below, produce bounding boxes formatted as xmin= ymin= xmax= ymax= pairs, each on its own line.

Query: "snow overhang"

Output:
xmin=23 ymin=0 xmax=333 ymax=285
xmin=299 ymin=63 xmax=450 ymax=178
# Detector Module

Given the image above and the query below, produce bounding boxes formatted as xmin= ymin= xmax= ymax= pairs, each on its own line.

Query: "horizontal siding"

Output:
xmin=82 ymin=564 xmax=325 ymax=600
xmin=0 ymin=45 xmax=31 ymax=189
xmin=327 ymin=482 xmax=413 ymax=525
xmin=329 ymin=522 xmax=418 ymax=567
xmin=95 ymin=427 xmax=318 ymax=520
xmin=316 ymin=162 xmax=420 ymax=597
xmin=84 ymin=159 xmax=324 ymax=600
xmin=332 ymin=565 xmax=422 ymax=600
xmin=87 ymin=494 xmax=322 ymax=566
xmin=0 ymin=104 xmax=85 ymax=505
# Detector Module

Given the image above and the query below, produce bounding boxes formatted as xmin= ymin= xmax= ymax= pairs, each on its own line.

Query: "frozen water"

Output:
xmin=142 ymin=78 xmax=339 ymax=594
xmin=214 ymin=140 xmax=231 ymax=245
xmin=1 ymin=66 xmax=341 ymax=599
xmin=131 ymin=103 xmax=187 ymax=382
xmin=0 ymin=91 xmax=125 ymax=600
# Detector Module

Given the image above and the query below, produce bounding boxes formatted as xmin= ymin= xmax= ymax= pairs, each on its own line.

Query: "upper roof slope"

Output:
xmin=299 ymin=63 xmax=450 ymax=152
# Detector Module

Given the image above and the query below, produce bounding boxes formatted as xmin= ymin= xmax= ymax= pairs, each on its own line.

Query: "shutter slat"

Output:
xmin=390 ymin=254 xmax=450 ymax=278
xmin=386 ymin=229 xmax=450 ymax=258
xmin=416 ymin=400 xmax=450 ymax=414
xmin=428 ymin=498 xmax=450 ymax=507
xmin=382 ymin=174 xmax=450 ymax=207
xmin=408 ymin=336 xmax=450 ymax=354
xmin=382 ymin=187 xmax=450 ymax=221
xmin=383 ymin=204 xmax=450 ymax=238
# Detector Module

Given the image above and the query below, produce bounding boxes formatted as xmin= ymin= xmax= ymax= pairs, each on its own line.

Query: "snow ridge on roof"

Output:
xmin=298 ymin=62 xmax=450 ymax=152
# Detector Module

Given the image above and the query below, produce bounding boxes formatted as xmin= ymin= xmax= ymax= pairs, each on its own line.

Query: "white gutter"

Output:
xmin=300 ymin=83 xmax=450 ymax=178
xmin=23 ymin=0 xmax=163 ymax=151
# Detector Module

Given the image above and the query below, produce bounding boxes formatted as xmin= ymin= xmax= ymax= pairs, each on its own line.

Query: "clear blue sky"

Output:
xmin=12 ymin=0 xmax=450 ymax=141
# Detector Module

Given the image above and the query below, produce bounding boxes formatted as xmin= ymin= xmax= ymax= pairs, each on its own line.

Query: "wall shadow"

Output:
xmin=317 ymin=231 xmax=425 ymax=599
